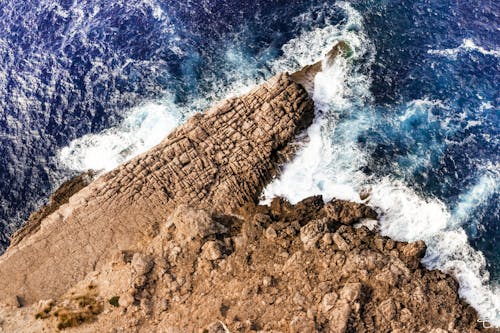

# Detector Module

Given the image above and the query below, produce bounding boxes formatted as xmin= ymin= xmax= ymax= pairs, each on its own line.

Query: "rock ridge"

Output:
xmin=0 ymin=72 xmax=314 ymax=305
xmin=0 ymin=197 xmax=487 ymax=332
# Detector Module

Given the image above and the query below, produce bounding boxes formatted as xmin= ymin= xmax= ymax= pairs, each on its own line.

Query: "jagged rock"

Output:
xmin=323 ymin=199 xmax=378 ymax=225
xmin=300 ymin=218 xmax=329 ymax=249
xmin=378 ymin=298 xmax=397 ymax=321
xmin=201 ymin=241 xmax=225 ymax=261
xmin=118 ymin=292 xmax=134 ymax=308
xmin=328 ymin=301 xmax=351 ymax=333
xmin=130 ymin=253 xmax=153 ymax=277
xmin=289 ymin=312 xmax=315 ymax=333
xmin=290 ymin=40 xmax=352 ymax=94
xmin=0 ymin=196 xmax=487 ymax=332
xmin=170 ymin=205 xmax=225 ymax=241
xmin=339 ymin=282 xmax=362 ymax=303
xmin=401 ymin=239 xmax=427 ymax=259
xmin=320 ymin=292 xmax=339 ymax=313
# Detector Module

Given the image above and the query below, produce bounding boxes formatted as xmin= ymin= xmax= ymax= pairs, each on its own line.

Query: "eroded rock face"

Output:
xmin=0 ymin=197 xmax=485 ymax=332
xmin=8 ymin=171 xmax=96 ymax=248
xmin=0 ymin=73 xmax=314 ymax=304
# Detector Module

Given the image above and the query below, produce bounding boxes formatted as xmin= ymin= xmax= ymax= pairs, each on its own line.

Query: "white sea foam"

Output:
xmin=451 ymin=173 xmax=499 ymax=228
xmin=428 ymin=38 xmax=500 ymax=59
xmin=58 ymin=100 xmax=183 ymax=171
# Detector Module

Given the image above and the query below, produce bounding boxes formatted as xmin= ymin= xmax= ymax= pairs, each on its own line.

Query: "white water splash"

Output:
xmin=58 ymin=100 xmax=183 ymax=171
xmin=428 ymin=38 xmax=500 ymax=59
xmin=451 ymin=173 xmax=499 ymax=228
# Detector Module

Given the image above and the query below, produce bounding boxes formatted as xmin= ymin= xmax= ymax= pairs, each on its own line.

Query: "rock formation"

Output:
xmin=0 ymin=71 xmax=314 ymax=305
xmin=0 ymin=42 xmax=492 ymax=332
xmin=0 ymin=197 xmax=487 ymax=332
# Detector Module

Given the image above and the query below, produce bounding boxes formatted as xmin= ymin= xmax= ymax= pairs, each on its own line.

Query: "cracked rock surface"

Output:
xmin=0 ymin=72 xmax=314 ymax=305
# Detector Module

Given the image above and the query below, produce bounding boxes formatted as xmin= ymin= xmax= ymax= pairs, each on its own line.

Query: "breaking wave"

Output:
xmin=262 ymin=3 xmax=500 ymax=325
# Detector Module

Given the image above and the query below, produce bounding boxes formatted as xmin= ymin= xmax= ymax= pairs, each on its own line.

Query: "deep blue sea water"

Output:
xmin=0 ymin=0 xmax=498 ymax=323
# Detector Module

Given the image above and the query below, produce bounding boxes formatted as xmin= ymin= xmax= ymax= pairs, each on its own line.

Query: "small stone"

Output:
xmin=293 ymin=292 xmax=306 ymax=306
xmin=119 ymin=292 xmax=135 ymax=308
xmin=170 ymin=205 xmax=226 ymax=241
xmin=401 ymin=240 xmax=427 ymax=259
xmin=178 ymin=152 xmax=190 ymax=165
xmin=385 ymin=239 xmax=396 ymax=250
xmin=399 ymin=308 xmax=412 ymax=323
xmin=131 ymin=253 xmax=153 ymax=276
xmin=262 ymin=276 xmax=273 ymax=287
xmin=321 ymin=292 xmax=339 ymax=313
xmin=300 ymin=218 xmax=329 ymax=249
xmin=265 ymin=226 xmax=278 ymax=240
xmin=322 ymin=233 xmax=333 ymax=245
xmin=328 ymin=301 xmax=351 ymax=333
xmin=289 ymin=312 xmax=315 ymax=333
xmin=201 ymin=241 xmax=225 ymax=261
xmin=378 ymin=298 xmax=396 ymax=321
xmin=340 ymin=283 xmax=362 ymax=302
xmin=374 ymin=237 xmax=385 ymax=252
xmin=333 ymin=233 xmax=351 ymax=251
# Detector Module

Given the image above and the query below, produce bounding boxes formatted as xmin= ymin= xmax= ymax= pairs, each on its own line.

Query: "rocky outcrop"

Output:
xmin=0 ymin=197 xmax=486 ymax=332
xmin=0 ymin=72 xmax=314 ymax=305
xmin=0 ymin=42 xmax=490 ymax=332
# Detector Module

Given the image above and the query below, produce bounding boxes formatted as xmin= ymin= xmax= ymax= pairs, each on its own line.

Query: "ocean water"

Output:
xmin=0 ymin=0 xmax=498 ymax=324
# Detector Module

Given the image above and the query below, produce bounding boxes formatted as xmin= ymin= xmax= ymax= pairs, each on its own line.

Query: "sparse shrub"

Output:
xmin=108 ymin=296 xmax=120 ymax=307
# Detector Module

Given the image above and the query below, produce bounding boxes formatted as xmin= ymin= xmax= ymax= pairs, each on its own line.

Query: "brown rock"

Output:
xmin=289 ymin=312 xmax=315 ymax=333
xmin=320 ymin=292 xmax=339 ymax=313
xmin=201 ymin=241 xmax=225 ymax=261
xmin=0 ymin=45 xmax=487 ymax=333
xmin=300 ymin=218 xmax=329 ymax=249
xmin=9 ymin=171 xmax=95 ymax=247
xmin=170 ymin=205 xmax=226 ymax=241
xmin=328 ymin=301 xmax=351 ymax=333
xmin=0 ymin=196 xmax=487 ymax=332
xmin=378 ymin=298 xmax=397 ymax=321
xmin=340 ymin=283 xmax=362 ymax=303
xmin=323 ymin=199 xmax=378 ymax=225
xmin=130 ymin=253 xmax=153 ymax=277
xmin=401 ymin=240 xmax=427 ymax=259
xmin=0 ymin=72 xmax=314 ymax=304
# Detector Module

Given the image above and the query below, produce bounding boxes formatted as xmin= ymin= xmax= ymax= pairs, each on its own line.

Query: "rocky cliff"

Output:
xmin=0 ymin=43 xmax=490 ymax=332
